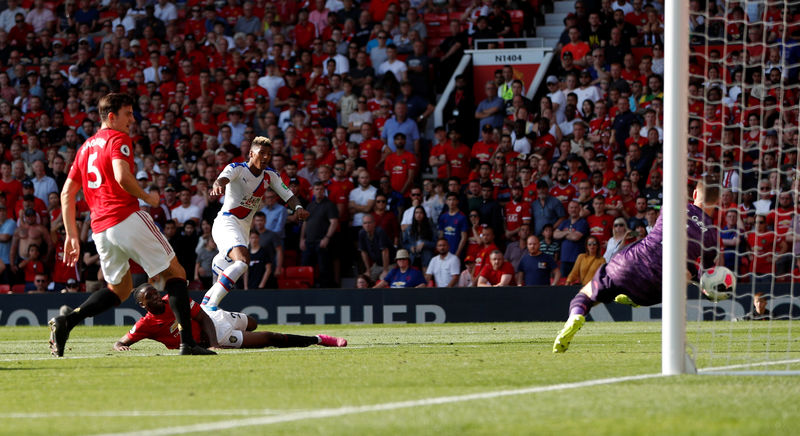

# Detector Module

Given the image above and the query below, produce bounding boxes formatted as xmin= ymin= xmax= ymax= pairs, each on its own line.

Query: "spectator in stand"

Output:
xmin=477 ymin=250 xmax=515 ymax=287
xmin=603 ymin=217 xmax=630 ymax=262
xmin=565 ymin=235 xmax=605 ymax=286
xmin=300 ymin=182 xmax=339 ymax=288
xmin=425 ymin=238 xmax=461 ymax=288
xmin=475 ymin=80 xmax=505 ymax=135
xmin=504 ymin=222 xmax=531 ymax=270
xmin=517 ymin=235 xmax=561 ymax=286
xmin=746 ymin=215 xmax=776 ymax=279
xmin=401 ymin=205 xmax=435 ymax=269
xmin=373 ymin=249 xmax=426 ymax=288
xmin=554 ymin=200 xmax=588 ymax=277
xmin=382 ymin=101 xmax=420 ymax=154
xmin=383 ymin=132 xmax=417 ymax=196
xmin=359 ymin=213 xmax=391 ymax=281
xmin=438 ymin=192 xmax=469 ymax=258
xmin=531 ymin=180 xmax=566 ymax=235
xmin=587 ymin=195 xmax=614 ymax=248
xmin=171 ymin=188 xmax=203 ymax=226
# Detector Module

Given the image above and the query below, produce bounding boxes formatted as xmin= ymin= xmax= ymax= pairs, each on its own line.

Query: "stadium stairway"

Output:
xmin=537 ymin=1 xmax=572 ymax=40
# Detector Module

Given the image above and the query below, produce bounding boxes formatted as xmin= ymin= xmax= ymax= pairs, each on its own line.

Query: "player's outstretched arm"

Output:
xmin=113 ymin=335 xmax=136 ymax=351
xmin=209 ymin=177 xmax=230 ymax=197
xmin=192 ymin=306 xmax=221 ymax=349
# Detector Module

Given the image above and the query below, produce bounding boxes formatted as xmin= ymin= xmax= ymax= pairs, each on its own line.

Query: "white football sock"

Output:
xmin=202 ymin=260 xmax=247 ymax=307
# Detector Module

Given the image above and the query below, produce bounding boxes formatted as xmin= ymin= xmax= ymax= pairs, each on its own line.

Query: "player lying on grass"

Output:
xmin=114 ymin=284 xmax=347 ymax=351
xmin=202 ymin=136 xmax=309 ymax=311
xmin=553 ymin=181 xmax=719 ymax=353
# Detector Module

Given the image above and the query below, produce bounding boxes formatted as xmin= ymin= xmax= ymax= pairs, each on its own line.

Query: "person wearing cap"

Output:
xmin=63 ymin=278 xmax=81 ymax=293
xmin=202 ymin=137 xmax=309 ymax=311
xmin=373 ymin=248 xmax=426 ymax=288
xmin=477 ymin=250 xmax=515 ymax=287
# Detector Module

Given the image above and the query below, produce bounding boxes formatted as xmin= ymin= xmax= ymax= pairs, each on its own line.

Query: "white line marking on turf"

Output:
xmin=0 ymin=409 xmax=292 ymax=419
xmin=698 ymin=358 xmax=800 ymax=373
xmin=94 ymin=372 xmax=665 ymax=436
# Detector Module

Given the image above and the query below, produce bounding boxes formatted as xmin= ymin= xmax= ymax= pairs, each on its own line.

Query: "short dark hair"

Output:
xmin=98 ymin=93 xmax=135 ymax=122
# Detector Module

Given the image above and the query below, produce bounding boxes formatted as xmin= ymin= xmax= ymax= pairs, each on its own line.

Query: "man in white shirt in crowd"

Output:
xmin=171 ymin=187 xmax=203 ymax=225
xmin=425 ymin=238 xmax=461 ymax=288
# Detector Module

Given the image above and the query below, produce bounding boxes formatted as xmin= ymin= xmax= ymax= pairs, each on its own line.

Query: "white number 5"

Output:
xmin=87 ymin=152 xmax=102 ymax=189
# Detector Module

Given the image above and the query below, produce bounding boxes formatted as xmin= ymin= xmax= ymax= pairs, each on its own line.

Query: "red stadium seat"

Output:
xmin=284 ymin=266 xmax=314 ymax=287
xmin=0 ymin=284 xmax=10 ymax=294
xmin=11 ymin=284 xmax=26 ymax=294
xmin=283 ymin=249 xmax=298 ymax=267
xmin=509 ymin=10 xmax=524 ymax=35
xmin=424 ymin=13 xmax=450 ymax=38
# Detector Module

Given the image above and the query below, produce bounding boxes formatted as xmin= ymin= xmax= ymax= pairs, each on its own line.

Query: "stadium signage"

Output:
xmin=1 ymin=287 xmax=798 ymax=326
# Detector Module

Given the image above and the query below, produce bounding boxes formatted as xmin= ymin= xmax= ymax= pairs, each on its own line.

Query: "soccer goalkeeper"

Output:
xmin=553 ymin=181 xmax=720 ymax=353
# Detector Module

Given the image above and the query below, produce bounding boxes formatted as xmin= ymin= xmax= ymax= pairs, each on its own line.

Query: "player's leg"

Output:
xmin=159 ymin=258 xmax=214 ymax=355
xmin=202 ymin=217 xmax=249 ymax=309
xmin=553 ymin=282 xmax=592 ymax=353
xmin=49 ymin=227 xmax=132 ymax=356
xmin=239 ymin=331 xmax=347 ymax=348
xmin=202 ymin=246 xmax=249 ymax=309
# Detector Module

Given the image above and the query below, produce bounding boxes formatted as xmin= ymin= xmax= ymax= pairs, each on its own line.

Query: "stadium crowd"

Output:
xmin=0 ymin=0 xmax=798 ymax=293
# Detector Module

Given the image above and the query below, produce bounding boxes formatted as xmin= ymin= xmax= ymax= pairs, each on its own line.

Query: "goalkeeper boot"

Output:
xmin=613 ymin=294 xmax=640 ymax=308
xmin=553 ymin=314 xmax=585 ymax=353
xmin=48 ymin=316 xmax=71 ymax=357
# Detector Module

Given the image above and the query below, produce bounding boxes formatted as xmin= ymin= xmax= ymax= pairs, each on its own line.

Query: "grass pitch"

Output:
xmin=1 ymin=322 xmax=799 ymax=435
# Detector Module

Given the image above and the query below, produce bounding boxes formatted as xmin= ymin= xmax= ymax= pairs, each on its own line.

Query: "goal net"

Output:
xmin=673 ymin=0 xmax=800 ymax=374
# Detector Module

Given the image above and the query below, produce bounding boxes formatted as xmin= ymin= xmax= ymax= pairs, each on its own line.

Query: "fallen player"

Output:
xmin=113 ymin=284 xmax=347 ymax=351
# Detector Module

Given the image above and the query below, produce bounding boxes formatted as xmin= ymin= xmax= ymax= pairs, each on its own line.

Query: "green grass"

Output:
xmin=1 ymin=322 xmax=799 ymax=435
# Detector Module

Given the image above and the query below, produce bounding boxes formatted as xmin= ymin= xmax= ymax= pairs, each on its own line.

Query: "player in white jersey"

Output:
xmin=202 ymin=137 xmax=309 ymax=310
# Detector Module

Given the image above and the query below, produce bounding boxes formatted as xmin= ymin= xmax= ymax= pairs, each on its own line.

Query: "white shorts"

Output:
xmin=93 ymin=211 xmax=175 ymax=285
xmin=207 ymin=309 xmax=249 ymax=348
xmin=212 ymin=213 xmax=249 ymax=257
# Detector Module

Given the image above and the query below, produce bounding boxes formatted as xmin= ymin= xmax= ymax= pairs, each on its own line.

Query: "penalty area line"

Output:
xmin=94 ymin=372 xmax=664 ymax=436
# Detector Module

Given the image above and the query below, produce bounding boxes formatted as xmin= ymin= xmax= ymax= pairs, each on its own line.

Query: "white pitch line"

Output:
xmin=0 ymin=409 xmax=292 ymax=419
xmin=94 ymin=372 xmax=665 ymax=436
xmin=698 ymin=358 xmax=800 ymax=373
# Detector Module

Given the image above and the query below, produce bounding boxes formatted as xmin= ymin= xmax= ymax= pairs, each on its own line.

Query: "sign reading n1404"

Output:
xmin=495 ymin=54 xmax=524 ymax=62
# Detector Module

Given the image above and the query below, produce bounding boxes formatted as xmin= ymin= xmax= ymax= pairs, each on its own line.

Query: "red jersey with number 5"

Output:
xmin=68 ymin=128 xmax=140 ymax=233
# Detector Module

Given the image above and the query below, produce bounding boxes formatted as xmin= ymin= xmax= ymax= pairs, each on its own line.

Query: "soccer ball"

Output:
xmin=700 ymin=267 xmax=736 ymax=302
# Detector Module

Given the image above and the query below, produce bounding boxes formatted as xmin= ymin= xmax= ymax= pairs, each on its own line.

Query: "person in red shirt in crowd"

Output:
xmin=19 ymin=243 xmax=45 ymax=290
xmin=477 ymin=250 xmax=515 ymax=287
xmin=63 ymin=97 xmax=88 ymax=129
xmin=383 ymin=132 xmax=417 ymax=195
xmin=603 ymin=180 xmax=624 ymax=217
xmin=428 ymin=127 xmax=450 ymax=179
xmin=371 ymin=192 xmax=400 ymax=247
xmin=504 ymin=183 xmax=531 ymax=241
xmin=586 ymin=195 xmax=614 ymax=247
xmin=0 ymin=161 xmax=22 ymax=214
xmin=443 ymin=129 xmax=472 ymax=183
xmin=549 ymin=167 xmax=576 ymax=210
xmin=242 ymin=71 xmax=269 ymax=117
xmin=473 ymin=226 xmax=499 ymax=279
xmin=562 ymin=26 xmax=591 ymax=65
xmin=746 ymin=215 xmax=776 ymax=277
xmin=471 ymin=124 xmax=497 ymax=163
xmin=293 ymin=9 xmax=317 ymax=50
xmin=8 ymin=13 xmax=33 ymax=46
xmin=533 ymin=117 xmax=557 ymax=161
xmin=327 ymin=159 xmax=354 ymax=220
xmin=358 ymin=122 xmax=386 ymax=182
xmin=566 ymin=154 xmax=589 ymax=187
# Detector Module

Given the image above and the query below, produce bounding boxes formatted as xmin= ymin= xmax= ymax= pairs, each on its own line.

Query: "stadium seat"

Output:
xmin=283 ymin=249 xmax=298 ymax=267
xmin=284 ymin=266 xmax=315 ymax=287
xmin=509 ymin=10 xmax=524 ymax=36
xmin=11 ymin=284 xmax=26 ymax=294
xmin=424 ymin=13 xmax=450 ymax=38
xmin=0 ymin=284 xmax=10 ymax=294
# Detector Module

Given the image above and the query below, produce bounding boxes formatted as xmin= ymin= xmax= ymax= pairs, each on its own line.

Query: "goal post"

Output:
xmin=663 ymin=0 xmax=691 ymax=375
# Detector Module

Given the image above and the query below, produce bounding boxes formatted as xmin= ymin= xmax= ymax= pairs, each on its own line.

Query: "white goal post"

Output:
xmin=663 ymin=0 xmax=690 ymax=375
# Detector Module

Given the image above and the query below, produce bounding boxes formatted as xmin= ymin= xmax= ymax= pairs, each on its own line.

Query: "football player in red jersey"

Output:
xmin=50 ymin=93 xmax=214 ymax=357
xmin=113 ymin=284 xmax=347 ymax=351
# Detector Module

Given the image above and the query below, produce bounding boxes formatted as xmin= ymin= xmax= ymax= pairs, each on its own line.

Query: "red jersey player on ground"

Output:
xmin=50 ymin=93 xmax=214 ymax=357
xmin=113 ymin=284 xmax=346 ymax=351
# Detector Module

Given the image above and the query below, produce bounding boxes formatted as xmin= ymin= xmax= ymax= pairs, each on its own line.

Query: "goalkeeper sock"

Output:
xmin=165 ymin=278 xmax=196 ymax=346
xmin=569 ymin=293 xmax=592 ymax=317
xmin=202 ymin=260 xmax=247 ymax=307
xmin=65 ymin=288 xmax=121 ymax=329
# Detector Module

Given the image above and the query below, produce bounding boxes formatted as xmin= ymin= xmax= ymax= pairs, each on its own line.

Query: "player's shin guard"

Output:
xmin=65 ymin=288 xmax=122 ymax=329
xmin=165 ymin=278 xmax=196 ymax=346
xmin=569 ymin=293 xmax=592 ymax=316
xmin=202 ymin=260 xmax=247 ymax=308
